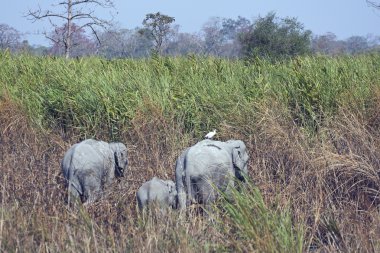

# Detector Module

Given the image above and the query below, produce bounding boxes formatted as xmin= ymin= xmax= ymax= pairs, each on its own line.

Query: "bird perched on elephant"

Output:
xmin=61 ymin=139 xmax=128 ymax=205
xmin=175 ymin=139 xmax=249 ymax=210
xmin=136 ymin=177 xmax=177 ymax=210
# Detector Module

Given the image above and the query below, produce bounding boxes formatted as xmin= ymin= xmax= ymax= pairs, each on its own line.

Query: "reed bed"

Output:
xmin=0 ymin=52 xmax=379 ymax=252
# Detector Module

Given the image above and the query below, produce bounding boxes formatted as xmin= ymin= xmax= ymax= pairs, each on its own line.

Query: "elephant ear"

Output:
xmin=232 ymin=148 xmax=242 ymax=168
xmin=232 ymin=147 xmax=246 ymax=181
xmin=113 ymin=152 xmax=123 ymax=177
xmin=110 ymin=143 xmax=128 ymax=177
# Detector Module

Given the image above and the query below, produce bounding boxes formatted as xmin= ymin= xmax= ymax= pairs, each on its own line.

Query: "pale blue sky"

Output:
xmin=1 ymin=0 xmax=379 ymax=46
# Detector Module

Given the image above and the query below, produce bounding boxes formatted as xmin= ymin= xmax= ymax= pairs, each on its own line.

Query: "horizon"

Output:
xmin=1 ymin=0 xmax=379 ymax=47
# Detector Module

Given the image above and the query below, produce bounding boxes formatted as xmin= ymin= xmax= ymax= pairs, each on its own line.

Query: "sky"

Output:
xmin=1 ymin=0 xmax=379 ymax=46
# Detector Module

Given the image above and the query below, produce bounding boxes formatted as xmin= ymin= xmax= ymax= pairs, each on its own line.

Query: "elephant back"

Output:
xmin=186 ymin=143 xmax=233 ymax=176
xmin=75 ymin=142 xmax=110 ymax=170
xmin=82 ymin=139 xmax=113 ymax=161
xmin=61 ymin=143 xmax=79 ymax=180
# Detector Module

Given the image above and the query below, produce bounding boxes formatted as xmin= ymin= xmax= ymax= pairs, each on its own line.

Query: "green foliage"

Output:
xmin=140 ymin=12 xmax=176 ymax=55
xmin=275 ymin=55 xmax=378 ymax=130
xmin=239 ymin=12 xmax=312 ymax=60
xmin=1 ymin=52 xmax=380 ymax=252
xmin=0 ymin=52 xmax=379 ymax=139
xmin=216 ymin=181 xmax=304 ymax=252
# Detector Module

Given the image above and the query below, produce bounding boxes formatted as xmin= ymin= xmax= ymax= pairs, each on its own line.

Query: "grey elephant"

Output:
xmin=61 ymin=139 xmax=128 ymax=205
xmin=175 ymin=139 xmax=249 ymax=210
xmin=136 ymin=177 xmax=177 ymax=210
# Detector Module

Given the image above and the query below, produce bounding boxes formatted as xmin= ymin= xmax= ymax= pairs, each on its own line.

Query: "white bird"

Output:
xmin=205 ymin=129 xmax=216 ymax=139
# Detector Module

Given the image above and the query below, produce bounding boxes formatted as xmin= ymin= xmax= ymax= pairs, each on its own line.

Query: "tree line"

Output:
xmin=1 ymin=8 xmax=379 ymax=59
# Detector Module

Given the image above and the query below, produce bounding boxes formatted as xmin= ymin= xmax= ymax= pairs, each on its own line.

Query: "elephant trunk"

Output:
xmin=234 ymin=166 xmax=246 ymax=182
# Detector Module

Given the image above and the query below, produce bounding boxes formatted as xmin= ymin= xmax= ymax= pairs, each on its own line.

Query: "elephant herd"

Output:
xmin=61 ymin=137 xmax=249 ymax=211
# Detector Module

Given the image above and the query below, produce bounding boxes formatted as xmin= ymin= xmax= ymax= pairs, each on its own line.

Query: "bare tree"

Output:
xmin=97 ymin=27 xmax=153 ymax=58
xmin=26 ymin=0 xmax=114 ymax=58
xmin=345 ymin=36 xmax=370 ymax=54
xmin=312 ymin=32 xmax=343 ymax=55
xmin=49 ymin=23 xmax=96 ymax=57
xmin=367 ymin=0 xmax=380 ymax=9
xmin=165 ymin=32 xmax=204 ymax=56
xmin=201 ymin=17 xmax=225 ymax=55
xmin=0 ymin=23 xmax=21 ymax=51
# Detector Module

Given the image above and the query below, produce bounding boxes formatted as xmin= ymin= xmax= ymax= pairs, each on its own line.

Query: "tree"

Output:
xmin=239 ymin=12 xmax=312 ymax=59
xmin=49 ymin=23 xmax=96 ymax=57
xmin=201 ymin=17 xmax=225 ymax=55
xmin=311 ymin=32 xmax=345 ymax=55
xmin=29 ymin=45 xmax=50 ymax=56
xmin=140 ymin=12 xmax=175 ymax=55
xmin=0 ymin=23 xmax=21 ymax=51
xmin=165 ymin=32 xmax=203 ymax=56
xmin=221 ymin=16 xmax=251 ymax=42
xmin=366 ymin=34 xmax=380 ymax=49
xmin=97 ymin=28 xmax=153 ymax=58
xmin=26 ymin=0 xmax=114 ymax=58
xmin=345 ymin=36 xmax=369 ymax=54
xmin=200 ymin=16 xmax=251 ymax=57
xmin=220 ymin=16 xmax=251 ymax=57
xmin=367 ymin=0 xmax=380 ymax=9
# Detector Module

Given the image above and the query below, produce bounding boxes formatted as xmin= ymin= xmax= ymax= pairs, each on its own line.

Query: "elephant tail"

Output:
xmin=185 ymin=156 xmax=193 ymax=207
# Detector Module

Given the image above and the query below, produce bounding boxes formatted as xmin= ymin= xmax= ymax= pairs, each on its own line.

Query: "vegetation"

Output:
xmin=139 ymin=12 xmax=176 ymax=55
xmin=1 ymin=52 xmax=380 ymax=252
xmin=2 ymin=10 xmax=379 ymax=58
xmin=239 ymin=12 xmax=312 ymax=59
xmin=26 ymin=0 xmax=114 ymax=58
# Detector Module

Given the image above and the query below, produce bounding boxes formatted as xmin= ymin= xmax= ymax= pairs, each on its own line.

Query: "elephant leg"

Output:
xmin=199 ymin=180 xmax=216 ymax=205
xmin=81 ymin=173 xmax=102 ymax=204
xmin=68 ymin=181 xmax=81 ymax=206
xmin=188 ymin=177 xmax=201 ymax=206
xmin=224 ymin=179 xmax=235 ymax=201
xmin=177 ymin=189 xmax=187 ymax=210
xmin=66 ymin=174 xmax=83 ymax=206
xmin=197 ymin=180 xmax=217 ymax=216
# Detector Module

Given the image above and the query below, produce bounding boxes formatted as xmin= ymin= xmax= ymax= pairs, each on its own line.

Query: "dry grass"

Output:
xmin=247 ymin=99 xmax=380 ymax=252
xmin=1 ymin=85 xmax=380 ymax=252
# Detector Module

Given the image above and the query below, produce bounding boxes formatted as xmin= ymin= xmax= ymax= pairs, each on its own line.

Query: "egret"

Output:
xmin=205 ymin=129 xmax=216 ymax=139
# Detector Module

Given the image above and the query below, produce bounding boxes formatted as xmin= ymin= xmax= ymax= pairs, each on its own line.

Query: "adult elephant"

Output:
xmin=175 ymin=139 xmax=249 ymax=210
xmin=61 ymin=139 xmax=128 ymax=205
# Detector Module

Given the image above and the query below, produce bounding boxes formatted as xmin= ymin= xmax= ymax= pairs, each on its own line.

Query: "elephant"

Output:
xmin=61 ymin=139 xmax=128 ymax=205
xmin=175 ymin=139 xmax=249 ymax=210
xmin=136 ymin=177 xmax=177 ymax=210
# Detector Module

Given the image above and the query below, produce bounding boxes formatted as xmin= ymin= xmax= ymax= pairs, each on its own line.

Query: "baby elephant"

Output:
xmin=137 ymin=177 xmax=177 ymax=210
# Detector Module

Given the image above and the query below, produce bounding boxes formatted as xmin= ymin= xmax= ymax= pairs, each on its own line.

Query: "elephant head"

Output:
xmin=109 ymin=142 xmax=128 ymax=177
xmin=227 ymin=140 xmax=249 ymax=182
xmin=164 ymin=179 xmax=177 ymax=208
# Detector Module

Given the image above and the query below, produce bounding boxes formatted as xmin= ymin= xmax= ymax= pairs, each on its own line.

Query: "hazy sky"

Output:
xmin=1 ymin=0 xmax=379 ymax=46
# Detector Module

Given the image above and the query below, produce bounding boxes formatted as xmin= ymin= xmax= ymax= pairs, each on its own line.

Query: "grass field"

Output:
xmin=1 ymin=51 xmax=380 ymax=252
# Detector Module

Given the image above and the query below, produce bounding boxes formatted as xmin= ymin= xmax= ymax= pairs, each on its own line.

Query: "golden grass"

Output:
xmin=1 ymin=53 xmax=380 ymax=252
xmin=1 ymin=94 xmax=380 ymax=252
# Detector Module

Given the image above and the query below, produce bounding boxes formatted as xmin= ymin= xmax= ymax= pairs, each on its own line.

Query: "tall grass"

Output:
xmin=215 ymin=181 xmax=304 ymax=252
xmin=1 ymin=52 xmax=379 ymax=137
xmin=0 ymin=52 xmax=380 ymax=252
